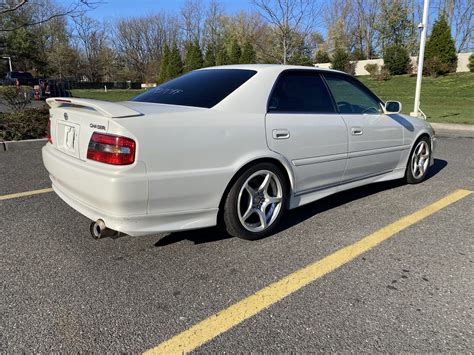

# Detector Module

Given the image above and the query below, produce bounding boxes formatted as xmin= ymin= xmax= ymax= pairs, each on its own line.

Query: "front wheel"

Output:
xmin=223 ymin=163 xmax=287 ymax=240
xmin=406 ymin=136 xmax=431 ymax=184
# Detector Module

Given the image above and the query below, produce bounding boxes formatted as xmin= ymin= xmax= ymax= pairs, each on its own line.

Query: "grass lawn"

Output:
xmin=71 ymin=72 xmax=474 ymax=124
xmin=359 ymin=72 xmax=474 ymax=124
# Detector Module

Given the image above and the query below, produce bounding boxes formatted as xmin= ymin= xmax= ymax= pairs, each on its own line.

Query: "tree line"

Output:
xmin=0 ymin=0 xmax=472 ymax=83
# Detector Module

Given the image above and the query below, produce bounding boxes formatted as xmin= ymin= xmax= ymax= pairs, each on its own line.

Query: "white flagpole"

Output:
xmin=411 ymin=0 xmax=430 ymax=119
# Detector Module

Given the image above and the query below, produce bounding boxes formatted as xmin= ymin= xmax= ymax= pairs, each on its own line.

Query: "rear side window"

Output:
xmin=268 ymin=70 xmax=336 ymax=114
xmin=132 ymin=69 xmax=257 ymax=108
xmin=324 ymin=73 xmax=382 ymax=114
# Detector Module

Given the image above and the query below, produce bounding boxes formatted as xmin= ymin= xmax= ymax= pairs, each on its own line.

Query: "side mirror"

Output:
xmin=384 ymin=101 xmax=402 ymax=114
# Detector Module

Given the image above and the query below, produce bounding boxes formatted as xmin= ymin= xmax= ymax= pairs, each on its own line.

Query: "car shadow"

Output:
xmin=155 ymin=159 xmax=447 ymax=246
xmin=155 ymin=225 xmax=232 ymax=247
xmin=389 ymin=114 xmax=415 ymax=132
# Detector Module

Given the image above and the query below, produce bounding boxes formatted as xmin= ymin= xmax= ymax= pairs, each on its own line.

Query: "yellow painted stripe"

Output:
xmin=0 ymin=188 xmax=53 ymax=201
xmin=145 ymin=189 xmax=472 ymax=355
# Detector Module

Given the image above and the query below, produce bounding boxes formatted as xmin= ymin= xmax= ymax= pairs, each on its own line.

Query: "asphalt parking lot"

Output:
xmin=1 ymin=135 xmax=473 ymax=352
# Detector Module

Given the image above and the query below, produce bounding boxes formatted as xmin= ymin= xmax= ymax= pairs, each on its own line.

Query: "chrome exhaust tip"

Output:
xmin=90 ymin=219 xmax=107 ymax=239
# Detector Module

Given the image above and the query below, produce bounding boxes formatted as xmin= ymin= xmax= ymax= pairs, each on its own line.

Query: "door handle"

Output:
xmin=351 ymin=127 xmax=363 ymax=136
xmin=272 ymin=129 xmax=290 ymax=139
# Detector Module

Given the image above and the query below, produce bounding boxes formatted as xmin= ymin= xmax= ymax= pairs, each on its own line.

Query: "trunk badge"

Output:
xmin=64 ymin=113 xmax=68 ymax=120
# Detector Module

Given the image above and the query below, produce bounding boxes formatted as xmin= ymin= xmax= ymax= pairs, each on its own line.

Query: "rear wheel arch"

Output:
xmin=218 ymin=157 xmax=293 ymax=218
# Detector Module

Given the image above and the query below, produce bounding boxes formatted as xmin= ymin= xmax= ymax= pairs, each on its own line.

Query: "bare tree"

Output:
xmin=72 ymin=14 xmax=108 ymax=81
xmin=324 ymin=0 xmax=354 ymax=53
xmin=252 ymin=0 xmax=322 ymax=64
xmin=353 ymin=0 xmax=380 ymax=58
xmin=114 ymin=14 xmax=179 ymax=81
xmin=203 ymin=0 xmax=224 ymax=47
xmin=0 ymin=0 xmax=101 ymax=31
xmin=181 ymin=0 xmax=205 ymax=44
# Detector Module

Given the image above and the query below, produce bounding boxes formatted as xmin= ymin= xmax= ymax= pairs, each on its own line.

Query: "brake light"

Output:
xmin=87 ymin=132 xmax=136 ymax=165
xmin=47 ymin=117 xmax=52 ymax=143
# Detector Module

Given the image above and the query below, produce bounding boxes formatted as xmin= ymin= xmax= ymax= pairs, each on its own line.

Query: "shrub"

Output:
xmin=469 ymin=54 xmax=474 ymax=72
xmin=0 ymin=106 xmax=49 ymax=141
xmin=0 ymin=86 xmax=32 ymax=111
xmin=423 ymin=57 xmax=451 ymax=77
xmin=424 ymin=13 xmax=457 ymax=75
xmin=383 ymin=45 xmax=411 ymax=75
xmin=364 ymin=63 xmax=390 ymax=81
xmin=315 ymin=50 xmax=330 ymax=63
xmin=377 ymin=66 xmax=391 ymax=81
xmin=365 ymin=63 xmax=379 ymax=77
xmin=331 ymin=48 xmax=353 ymax=74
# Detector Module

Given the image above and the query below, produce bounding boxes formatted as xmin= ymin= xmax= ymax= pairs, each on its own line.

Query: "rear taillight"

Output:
xmin=87 ymin=132 xmax=136 ymax=165
xmin=47 ymin=117 xmax=52 ymax=144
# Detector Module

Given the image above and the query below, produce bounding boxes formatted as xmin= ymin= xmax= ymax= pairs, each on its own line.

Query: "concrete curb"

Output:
xmin=1 ymin=138 xmax=47 ymax=152
xmin=430 ymin=123 xmax=474 ymax=137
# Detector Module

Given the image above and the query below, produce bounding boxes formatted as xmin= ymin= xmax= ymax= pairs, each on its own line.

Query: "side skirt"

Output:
xmin=289 ymin=167 xmax=406 ymax=210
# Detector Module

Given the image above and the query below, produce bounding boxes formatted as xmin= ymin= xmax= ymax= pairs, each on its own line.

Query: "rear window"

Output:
xmin=132 ymin=69 xmax=257 ymax=108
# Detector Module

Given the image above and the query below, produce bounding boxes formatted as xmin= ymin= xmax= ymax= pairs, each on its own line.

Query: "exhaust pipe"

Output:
xmin=89 ymin=219 xmax=118 ymax=239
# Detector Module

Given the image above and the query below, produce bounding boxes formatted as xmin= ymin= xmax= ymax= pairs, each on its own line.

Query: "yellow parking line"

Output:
xmin=145 ymin=189 xmax=472 ymax=355
xmin=0 ymin=188 xmax=53 ymax=201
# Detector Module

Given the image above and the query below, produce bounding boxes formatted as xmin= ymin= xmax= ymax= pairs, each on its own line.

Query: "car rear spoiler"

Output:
xmin=46 ymin=97 xmax=143 ymax=118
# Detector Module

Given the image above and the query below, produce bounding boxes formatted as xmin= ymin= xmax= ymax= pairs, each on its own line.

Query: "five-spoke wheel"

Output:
xmin=223 ymin=163 xmax=287 ymax=240
xmin=406 ymin=136 xmax=431 ymax=184
xmin=237 ymin=170 xmax=283 ymax=233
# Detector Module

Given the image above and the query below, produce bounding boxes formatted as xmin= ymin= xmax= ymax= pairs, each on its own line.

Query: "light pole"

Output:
xmin=2 ymin=56 xmax=12 ymax=72
xmin=410 ymin=0 xmax=429 ymax=119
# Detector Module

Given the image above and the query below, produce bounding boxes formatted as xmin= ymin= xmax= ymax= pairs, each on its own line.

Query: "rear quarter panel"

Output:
xmin=118 ymin=109 xmax=276 ymax=215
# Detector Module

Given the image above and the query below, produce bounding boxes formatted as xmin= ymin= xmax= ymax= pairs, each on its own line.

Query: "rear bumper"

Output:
xmin=42 ymin=144 xmax=217 ymax=236
xmin=52 ymin=181 xmax=217 ymax=236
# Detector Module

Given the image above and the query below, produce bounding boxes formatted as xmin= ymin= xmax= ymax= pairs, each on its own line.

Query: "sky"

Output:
xmin=62 ymin=0 xmax=255 ymax=20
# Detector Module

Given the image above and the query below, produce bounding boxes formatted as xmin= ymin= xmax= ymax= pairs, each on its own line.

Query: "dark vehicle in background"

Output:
xmin=34 ymin=79 xmax=72 ymax=100
xmin=2 ymin=71 xmax=38 ymax=86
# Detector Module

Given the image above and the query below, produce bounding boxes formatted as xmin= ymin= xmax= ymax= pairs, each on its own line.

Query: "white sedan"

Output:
xmin=42 ymin=65 xmax=435 ymax=240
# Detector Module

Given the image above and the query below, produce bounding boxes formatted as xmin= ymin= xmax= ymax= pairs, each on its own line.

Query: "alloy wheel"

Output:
xmin=237 ymin=170 xmax=283 ymax=232
xmin=411 ymin=140 xmax=430 ymax=179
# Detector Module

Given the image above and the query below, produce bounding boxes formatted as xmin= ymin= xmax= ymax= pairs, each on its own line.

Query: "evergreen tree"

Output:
xmin=216 ymin=46 xmax=229 ymax=66
xmin=288 ymin=41 xmax=313 ymax=66
xmin=157 ymin=44 xmax=170 ymax=83
xmin=331 ymin=48 xmax=352 ymax=73
xmin=315 ymin=50 xmax=330 ymax=64
xmin=383 ymin=44 xmax=411 ymax=75
xmin=229 ymin=38 xmax=241 ymax=64
xmin=240 ymin=41 xmax=256 ymax=64
xmin=167 ymin=42 xmax=183 ymax=79
xmin=184 ymin=41 xmax=203 ymax=72
xmin=424 ymin=13 xmax=457 ymax=74
xmin=204 ymin=44 xmax=216 ymax=67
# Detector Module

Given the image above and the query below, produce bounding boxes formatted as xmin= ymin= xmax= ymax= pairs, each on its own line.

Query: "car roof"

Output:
xmin=199 ymin=64 xmax=346 ymax=75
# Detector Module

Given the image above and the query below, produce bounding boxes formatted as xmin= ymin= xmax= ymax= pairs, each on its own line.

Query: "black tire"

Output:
xmin=223 ymin=162 xmax=288 ymax=240
xmin=406 ymin=136 xmax=431 ymax=184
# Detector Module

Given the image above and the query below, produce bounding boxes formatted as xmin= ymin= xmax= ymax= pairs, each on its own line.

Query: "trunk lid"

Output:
xmin=46 ymin=98 xmax=142 ymax=161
